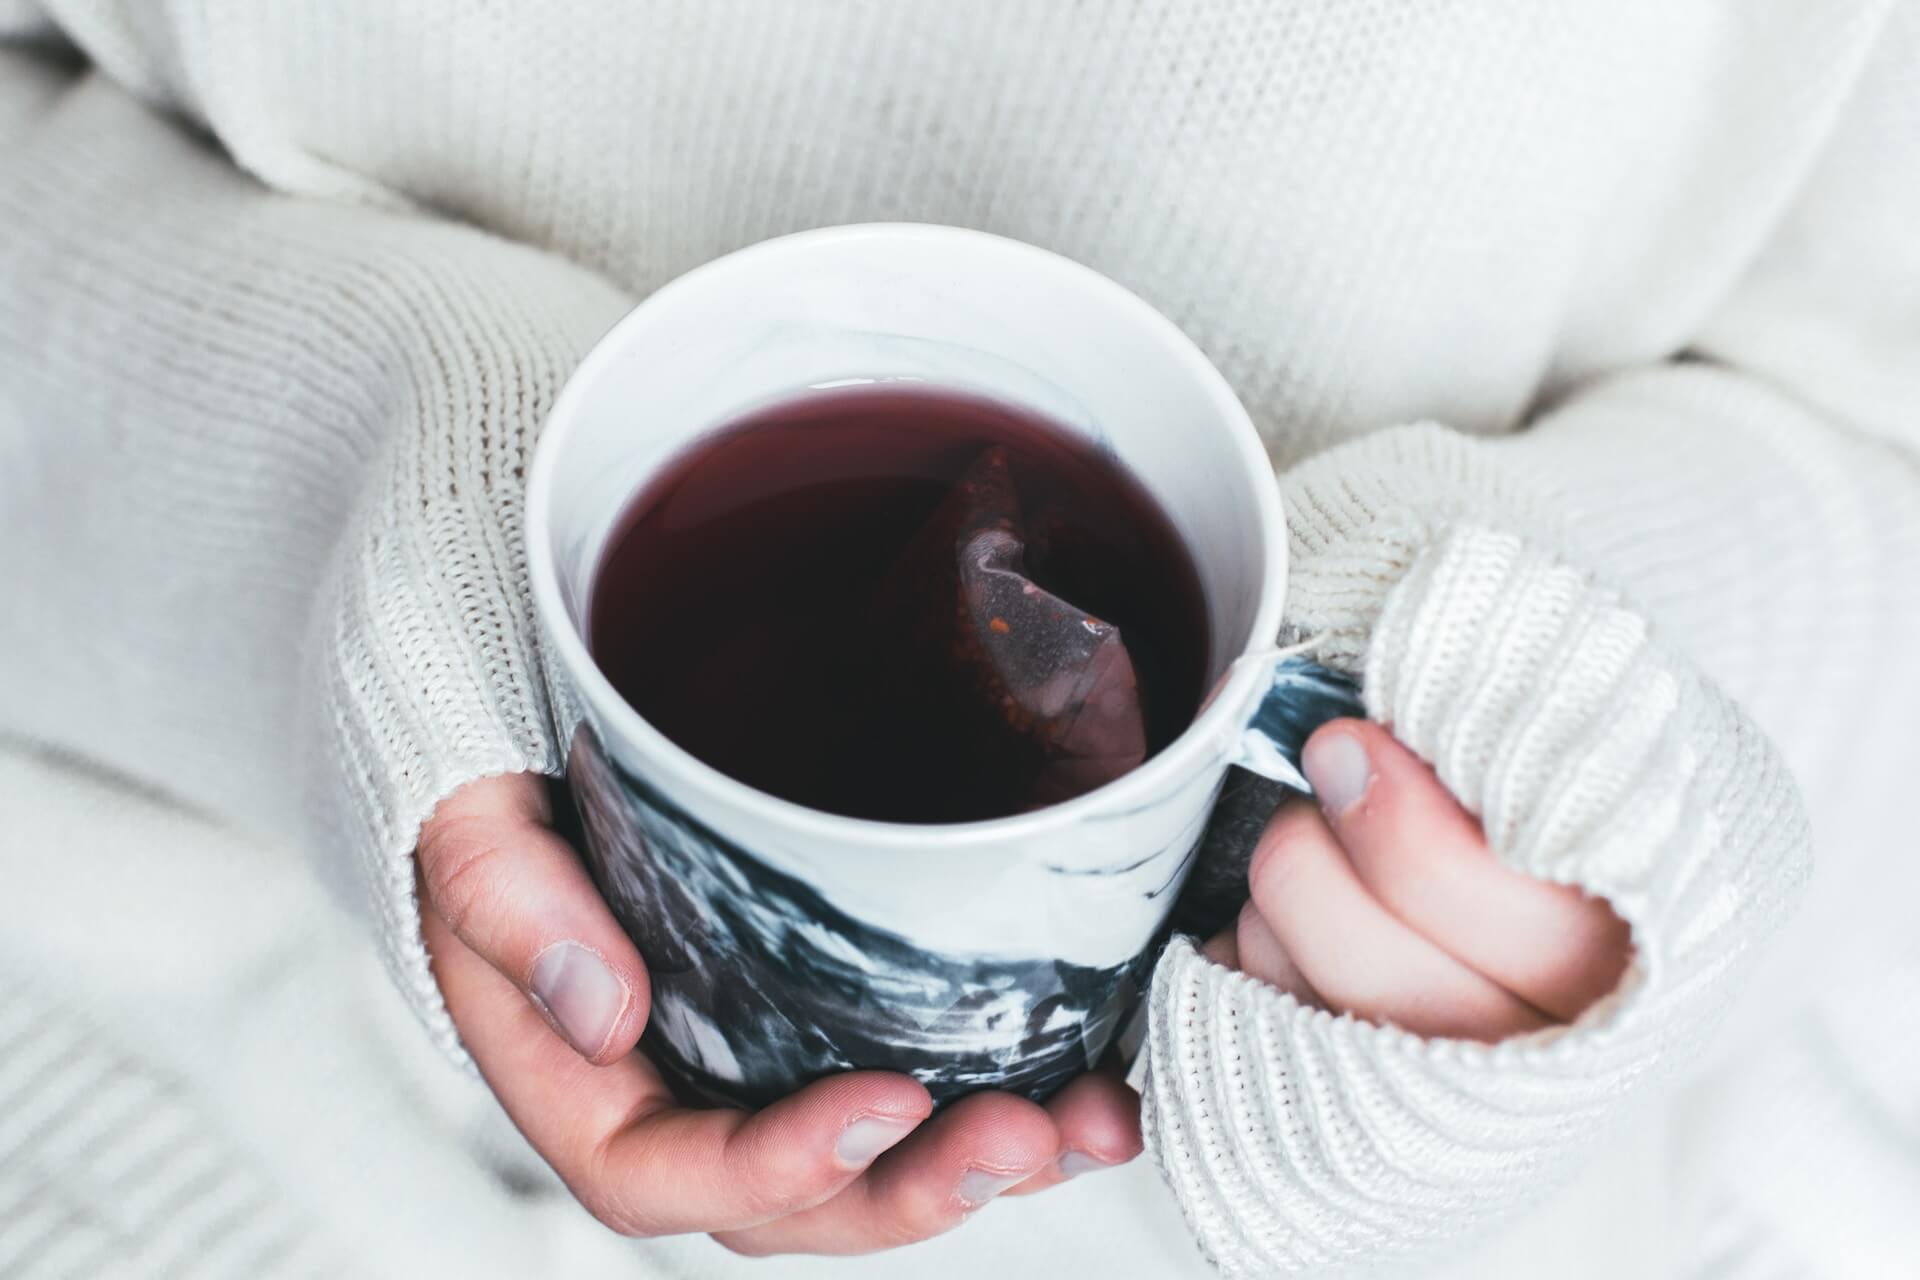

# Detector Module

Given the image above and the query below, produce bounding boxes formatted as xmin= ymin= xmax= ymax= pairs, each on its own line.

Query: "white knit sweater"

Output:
xmin=2 ymin=3 xmax=1917 ymax=1277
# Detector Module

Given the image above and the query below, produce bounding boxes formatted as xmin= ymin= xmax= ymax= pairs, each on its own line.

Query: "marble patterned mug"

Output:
xmin=526 ymin=224 xmax=1361 ymax=1108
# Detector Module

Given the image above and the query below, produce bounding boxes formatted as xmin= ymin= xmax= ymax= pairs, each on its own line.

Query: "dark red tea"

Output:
xmin=589 ymin=384 xmax=1209 ymax=823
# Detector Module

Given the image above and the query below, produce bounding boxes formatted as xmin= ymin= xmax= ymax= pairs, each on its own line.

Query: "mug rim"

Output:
xmin=526 ymin=222 xmax=1288 ymax=851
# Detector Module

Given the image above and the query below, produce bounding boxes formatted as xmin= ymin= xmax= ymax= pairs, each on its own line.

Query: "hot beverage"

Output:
xmin=589 ymin=383 xmax=1209 ymax=823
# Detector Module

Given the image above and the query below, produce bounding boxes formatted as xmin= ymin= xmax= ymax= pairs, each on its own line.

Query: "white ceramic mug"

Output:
xmin=527 ymin=224 xmax=1360 ymax=1107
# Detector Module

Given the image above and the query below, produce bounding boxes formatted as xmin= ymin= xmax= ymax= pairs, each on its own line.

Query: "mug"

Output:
xmin=526 ymin=224 xmax=1361 ymax=1108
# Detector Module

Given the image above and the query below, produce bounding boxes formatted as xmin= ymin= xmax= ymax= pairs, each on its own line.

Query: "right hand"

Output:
xmin=416 ymin=772 xmax=1142 ymax=1256
xmin=1206 ymin=720 xmax=1633 ymax=1040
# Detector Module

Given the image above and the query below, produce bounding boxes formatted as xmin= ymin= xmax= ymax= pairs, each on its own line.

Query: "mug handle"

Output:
xmin=1229 ymin=651 xmax=1367 ymax=793
xmin=1117 ymin=650 xmax=1366 ymax=1087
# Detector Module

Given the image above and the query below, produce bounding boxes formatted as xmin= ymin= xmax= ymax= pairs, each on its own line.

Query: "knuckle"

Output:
xmin=726 ymin=1144 xmax=835 ymax=1221
xmin=570 ymin=1132 xmax=676 ymax=1239
xmin=572 ymin=1184 xmax=654 ymax=1238
xmin=881 ymin=1195 xmax=958 ymax=1247
xmin=713 ymin=1233 xmax=777 ymax=1259
xmin=858 ymin=1175 xmax=972 ymax=1248
xmin=1249 ymin=804 xmax=1325 ymax=891
xmin=417 ymin=817 xmax=512 ymax=935
xmin=571 ymin=1167 xmax=675 ymax=1240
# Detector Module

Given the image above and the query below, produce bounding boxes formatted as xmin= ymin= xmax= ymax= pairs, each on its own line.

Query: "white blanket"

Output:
xmin=0 ymin=740 xmax=1679 ymax=1278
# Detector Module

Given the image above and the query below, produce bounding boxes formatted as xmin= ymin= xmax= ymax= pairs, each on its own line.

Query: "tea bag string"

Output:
xmin=1270 ymin=634 xmax=1323 ymax=663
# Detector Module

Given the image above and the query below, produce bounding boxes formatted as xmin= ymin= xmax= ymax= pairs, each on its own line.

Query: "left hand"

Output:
xmin=1208 ymin=720 xmax=1634 ymax=1040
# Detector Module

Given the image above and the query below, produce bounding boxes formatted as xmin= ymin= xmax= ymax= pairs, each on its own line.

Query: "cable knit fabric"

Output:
xmin=0 ymin=68 xmax=633 ymax=1065
xmin=4 ymin=2 xmax=1919 ymax=1276
xmin=0 ymin=985 xmax=337 ymax=1277
xmin=1146 ymin=523 xmax=1808 ymax=1273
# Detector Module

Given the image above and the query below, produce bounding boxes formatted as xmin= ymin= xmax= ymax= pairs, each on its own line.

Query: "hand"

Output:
xmin=1208 ymin=720 xmax=1634 ymax=1040
xmin=415 ymin=774 xmax=1142 ymax=1256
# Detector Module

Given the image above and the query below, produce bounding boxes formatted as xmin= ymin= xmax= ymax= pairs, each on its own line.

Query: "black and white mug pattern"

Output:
xmin=565 ymin=655 xmax=1362 ymax=1108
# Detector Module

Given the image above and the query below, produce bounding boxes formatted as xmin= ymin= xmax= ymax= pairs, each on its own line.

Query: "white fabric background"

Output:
xmin=4 ymin=1 xmax=1918 ymax=1274
xmin=0 ymin=739 xmax=1676 ymax=1280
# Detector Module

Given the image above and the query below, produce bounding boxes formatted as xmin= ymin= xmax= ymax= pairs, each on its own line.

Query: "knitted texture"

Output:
xmin=1142 ymin=337 xmax=1920 ymax=1270
xmin=309 ymin=243 xmax=630 ymax=1060
xmin=0 ymin=69 xmax=632 ymax=1067
xmin=4 ymin=2 xmax=1918 ymax=1275
xmin=0 ymin=988 xmax=336 ymax=1278
xmin=1145 ymin=518 xmax=1809 ymax=1274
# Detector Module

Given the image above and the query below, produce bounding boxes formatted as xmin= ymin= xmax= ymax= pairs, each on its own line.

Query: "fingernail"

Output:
xmin=955 ymin=1168 xmax=1028 ymax=1207
xmin=529 ymin=942 xmax=628 ymax=1059
xmin=1057 ymin=1151 xmax=1109 ymax=1181
xmin=1304 ymin=731 xmax=1371 ymax=817
xmin=836 ymin=1114 xmax=916 ymax=1169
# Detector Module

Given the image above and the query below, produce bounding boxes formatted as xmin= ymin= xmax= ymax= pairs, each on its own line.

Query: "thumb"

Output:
xmin=417 ymin=773 xmax=650 ymax=1064
xmin=1301 ymin=720 xmax=1632 ymax=1022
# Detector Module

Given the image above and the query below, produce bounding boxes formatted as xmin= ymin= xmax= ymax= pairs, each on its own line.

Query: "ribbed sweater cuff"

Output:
xmin=1140 ymin=435 xmax=1811 ymax=1274
xmin=306 ymin=253 xmax=631 ymax=1066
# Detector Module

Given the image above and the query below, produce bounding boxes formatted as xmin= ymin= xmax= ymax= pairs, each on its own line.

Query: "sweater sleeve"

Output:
xmin=0 ymin=61 xmax=631 ymax=1061
xmin=1138 ymin=9 xmax=1920 ymax=1273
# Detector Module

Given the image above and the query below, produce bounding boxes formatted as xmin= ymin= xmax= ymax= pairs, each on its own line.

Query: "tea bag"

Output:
xmin=866 ymin=446 xmax=1148 ymax=812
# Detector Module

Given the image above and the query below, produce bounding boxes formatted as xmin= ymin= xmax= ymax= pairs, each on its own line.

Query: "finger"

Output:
xmin=712 ymin=1092 xmax=1060 ymax=1256
xmin=1302 ymin=721 xmax=1635 ymax=1021
xmin=1248 ymin=801 xmax=1554 ymax=1041
xmin=1232 ymin=897 xmax=1326 ymax=1010
xmin=1004 ymin=1062 xmax=1143 ymax=1195
xmin=1200 ymin=925 xmax=1239 ymax=969
xmin=424 ymin=893 xmax=934 ymax=1236
xmin=417 ymin=773 xmax=648 ymax=1063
